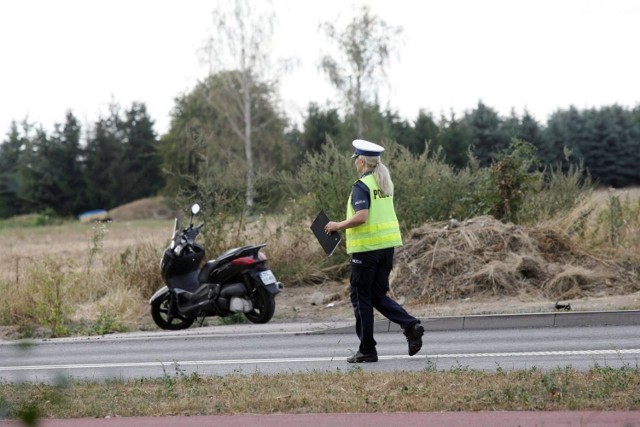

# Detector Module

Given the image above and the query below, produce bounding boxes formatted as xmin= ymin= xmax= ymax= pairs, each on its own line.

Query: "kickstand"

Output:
xmin=198 ymin=315 xmax=206 ymax=327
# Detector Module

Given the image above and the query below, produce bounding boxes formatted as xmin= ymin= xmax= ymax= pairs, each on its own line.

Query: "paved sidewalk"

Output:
xmin=1 ymin=410 xmax=639 ymax=427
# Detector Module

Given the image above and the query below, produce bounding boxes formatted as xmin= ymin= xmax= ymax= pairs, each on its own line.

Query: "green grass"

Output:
xmin=0 ymin=210 xmax=66 ymax=230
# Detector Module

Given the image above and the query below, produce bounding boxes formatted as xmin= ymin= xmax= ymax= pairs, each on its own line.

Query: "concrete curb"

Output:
xmin=321 ymin=310 xmax=640 ymax=334
xmin=2 ymin=311 xmax=637 ymax=344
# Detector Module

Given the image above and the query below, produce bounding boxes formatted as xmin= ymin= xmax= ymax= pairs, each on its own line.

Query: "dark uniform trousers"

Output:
xmin=350 ymin=247 xmax=420 ymax=355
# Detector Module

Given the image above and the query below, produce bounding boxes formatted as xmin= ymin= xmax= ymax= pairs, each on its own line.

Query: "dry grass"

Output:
xmin=0 ymin=219 xmax=170 ymax=337
xmin=0 ymin=208 xmax=332 ymax=338
xmin=546 ymin=187 xmax=640 ymax=259
xmin=1 ymin=189 xmax=640 ymax=339
xmin=239 ymin=216 xmax=331 ymax=285
xmin=1 ymin=366 xmax=639 ymax=419
xmin=542 ymin=266 xmax=614 ymax=300
xmin=0 ymin=220 xmax=170 ymax=283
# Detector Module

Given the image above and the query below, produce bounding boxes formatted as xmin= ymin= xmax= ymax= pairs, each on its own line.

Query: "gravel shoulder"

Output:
xmin=273 ymin=280 xmax=640 ymax=324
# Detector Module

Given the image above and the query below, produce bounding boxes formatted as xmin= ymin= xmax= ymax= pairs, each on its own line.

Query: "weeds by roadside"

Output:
xmin=585 ymin=191 xmax=640 ymax=259
xmin=1 ymin=365 xmax=639 ymax=419
xmin=0 ymin=221 xmax=166 ymax=338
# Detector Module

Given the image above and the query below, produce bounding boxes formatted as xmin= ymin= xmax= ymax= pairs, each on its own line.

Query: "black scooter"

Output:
xmin=149 ymin=203 xmax=283 ymax=330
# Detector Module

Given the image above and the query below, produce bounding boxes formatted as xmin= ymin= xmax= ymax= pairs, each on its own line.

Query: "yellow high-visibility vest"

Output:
xmin=345 ymin=174 xmax=403 ymax=254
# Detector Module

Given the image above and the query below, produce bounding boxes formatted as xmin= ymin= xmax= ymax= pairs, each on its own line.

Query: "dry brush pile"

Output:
xmin=390 ymin=216 xmax=639 ymax=304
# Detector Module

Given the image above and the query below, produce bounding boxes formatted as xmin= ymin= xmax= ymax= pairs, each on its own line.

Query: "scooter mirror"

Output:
xmin=191 ymin=204 xmax=201 ymax=215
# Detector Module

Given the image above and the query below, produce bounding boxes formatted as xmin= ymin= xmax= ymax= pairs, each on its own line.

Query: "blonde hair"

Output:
xmin=360 ymin=155 xmax=394 ymax=196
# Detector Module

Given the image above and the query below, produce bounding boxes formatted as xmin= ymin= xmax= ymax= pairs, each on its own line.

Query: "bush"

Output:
xmin=295 ymin=136 xmax=357 ymax=223
xmin=294 ymin=138 xmax=591 ymax=231
xmin=295 ymin=139 xmax=479 ymax=231
xmin=488 ymin=139 xmax=542 ymax=223
xmin=517 ymin=155 xmax=592 ymax=224
xmin=388 ymin=143 xmax=478 ymax=230
xmin=0 ymin=257 xmax=73 ymax=337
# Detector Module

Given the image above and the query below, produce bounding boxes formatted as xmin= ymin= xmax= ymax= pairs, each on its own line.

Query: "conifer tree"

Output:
xmin=0 ymin=122 xmax=26 ymax=217
xmin=464 ymin=102 xmax=508 ymax=167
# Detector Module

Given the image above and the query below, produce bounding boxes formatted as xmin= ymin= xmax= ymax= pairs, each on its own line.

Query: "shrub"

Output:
xmin=16 ymin=257 xmax=72 ymax=337
xmin=488 ymin=139 xmax=542 ymax=223
xmin=517 ymin=149 xmax=592 ymax=224
xmin=293 ymin=138 xmax=592 ymax=253
xmin=389 ymin=143 xmax=477 ymax=229
xmin=295 ymin=136 xmax=356 ymax=223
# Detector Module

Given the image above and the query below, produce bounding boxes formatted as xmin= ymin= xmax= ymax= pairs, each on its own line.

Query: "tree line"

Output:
xmin=1 ymin=97 xmax=638 ymax=219
xmin=0 ymin=103 xmax=162 ymax=218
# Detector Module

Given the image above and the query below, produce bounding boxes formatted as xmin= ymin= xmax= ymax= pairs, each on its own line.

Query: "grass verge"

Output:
xmin=1 ymin=365 xmax=639 ymax=419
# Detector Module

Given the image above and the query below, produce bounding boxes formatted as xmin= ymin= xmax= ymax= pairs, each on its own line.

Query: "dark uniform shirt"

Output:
xmin=351 ymin=173 xmax=372 ymax=212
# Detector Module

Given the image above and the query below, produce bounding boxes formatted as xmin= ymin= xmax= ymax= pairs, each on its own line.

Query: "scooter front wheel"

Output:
xmin=151 ymin=293 xmax=195 ymax=330
xmin=244 ymin=285 xmax=276 ymax=324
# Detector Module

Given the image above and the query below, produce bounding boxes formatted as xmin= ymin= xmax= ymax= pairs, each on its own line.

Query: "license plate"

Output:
xmin=259 ymin=270 xmax=277 ymax=285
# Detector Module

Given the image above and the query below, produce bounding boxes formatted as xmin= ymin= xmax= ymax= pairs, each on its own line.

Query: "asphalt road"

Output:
xmin=1 ymin=311 xmax=639 ymax=383
xmin=1 ymin=311 xmax=639 ymax=426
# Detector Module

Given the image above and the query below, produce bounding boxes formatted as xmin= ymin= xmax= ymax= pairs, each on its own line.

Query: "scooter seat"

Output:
xmin=197 ymin=245 xmax=254 ymax=282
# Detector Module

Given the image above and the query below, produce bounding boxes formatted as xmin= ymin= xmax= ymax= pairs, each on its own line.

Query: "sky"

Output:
xmin=1 ymin=0 xmax=639 ymax=138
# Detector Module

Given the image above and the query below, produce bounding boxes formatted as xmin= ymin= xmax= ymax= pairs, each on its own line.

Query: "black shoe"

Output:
xmin=405 ymin=323 xmax=424 ymax=356
xmin=347 ymin=351 xmax=378 ymax=363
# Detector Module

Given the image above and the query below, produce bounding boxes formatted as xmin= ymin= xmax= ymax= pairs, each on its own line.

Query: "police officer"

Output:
xmin=325 ymin=139 xmax=424 ymax=363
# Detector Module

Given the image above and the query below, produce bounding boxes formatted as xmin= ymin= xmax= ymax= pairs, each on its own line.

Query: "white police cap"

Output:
xmin=351 ymin=139 xmax=384 ymax=158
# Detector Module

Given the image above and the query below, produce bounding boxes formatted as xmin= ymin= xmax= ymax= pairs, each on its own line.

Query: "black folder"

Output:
xmin=310 ymin=210 xmax=341 ymax=256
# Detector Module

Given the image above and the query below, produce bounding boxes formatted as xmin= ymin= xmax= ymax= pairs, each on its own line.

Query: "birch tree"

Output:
xmin=321 ymin=5 xmax=403 ymax=138
xmin=200 ymin=0 xmax=279 ymax=212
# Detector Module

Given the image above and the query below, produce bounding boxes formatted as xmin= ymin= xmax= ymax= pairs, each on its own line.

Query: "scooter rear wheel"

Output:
xmin=244 ymin=285 xmax=276 ymax=324
xmin=151 ymin=293 xmax=195 ymax=330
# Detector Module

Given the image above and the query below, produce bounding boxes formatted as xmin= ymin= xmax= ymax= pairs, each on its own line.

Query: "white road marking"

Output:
xmin=2 ymin=349 xmax=639 ymax=371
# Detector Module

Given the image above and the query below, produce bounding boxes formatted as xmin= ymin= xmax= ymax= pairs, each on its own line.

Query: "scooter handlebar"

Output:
xmin=184 ymin=224 xmax=201 ymax=241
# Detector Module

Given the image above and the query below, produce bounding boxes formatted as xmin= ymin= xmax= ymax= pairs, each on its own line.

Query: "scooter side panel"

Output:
xmin=149 ymin=286 xmax=169 ymax=304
